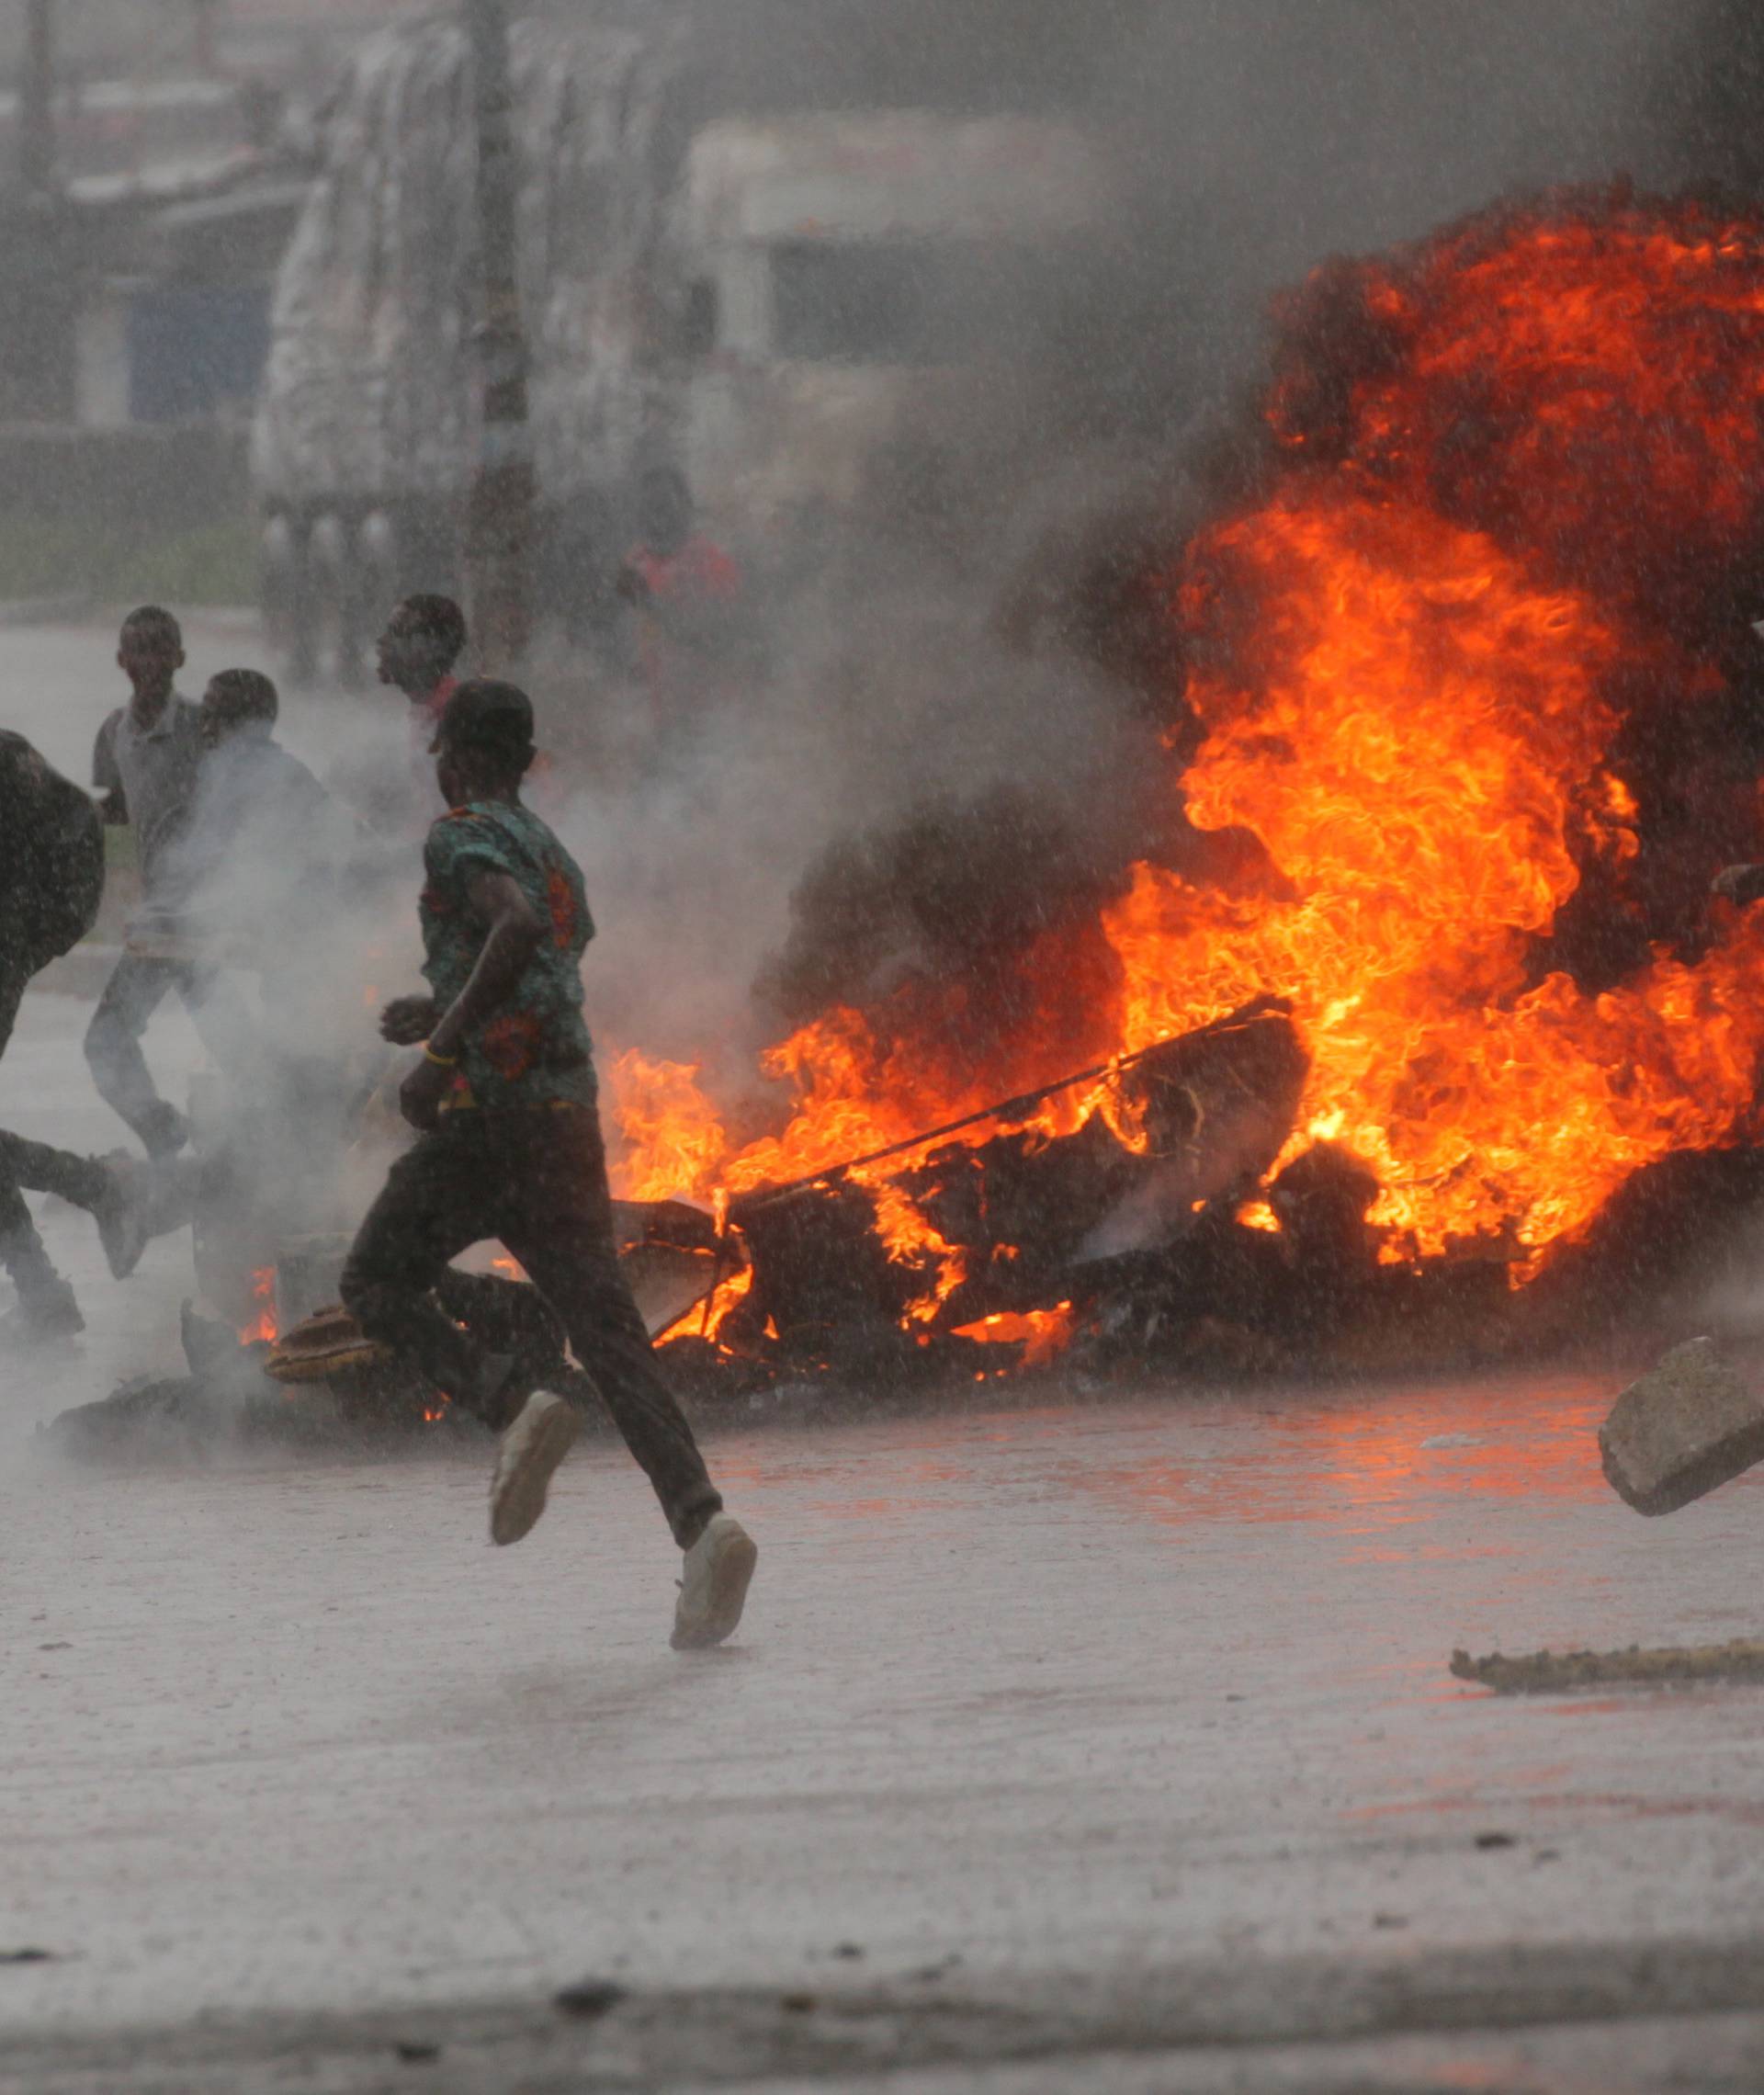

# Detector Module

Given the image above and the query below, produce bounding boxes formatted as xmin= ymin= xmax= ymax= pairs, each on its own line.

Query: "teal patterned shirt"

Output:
xmin=420 ymin=800 xmax=597 ymax=1111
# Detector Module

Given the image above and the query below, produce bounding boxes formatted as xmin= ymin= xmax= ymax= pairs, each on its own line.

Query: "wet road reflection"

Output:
xmin=9 ymin=1367 xmax=1764 ymax=2037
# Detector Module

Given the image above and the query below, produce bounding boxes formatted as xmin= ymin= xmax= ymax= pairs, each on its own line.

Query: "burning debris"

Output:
xmin=604 ymin=187 xmax=1764 ymax=1393
xmin=55 ymin=187 xmax=1764 ymax=1435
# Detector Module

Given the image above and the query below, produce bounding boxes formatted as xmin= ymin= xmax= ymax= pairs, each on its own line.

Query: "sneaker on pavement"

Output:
xmin=672 ymin=1513 xmax=758 ymax=1650
xmin=488 ymin=1391 xmax=580 ymax=1546
xmin=93 ymin=1153 xmax=153 ymax=1280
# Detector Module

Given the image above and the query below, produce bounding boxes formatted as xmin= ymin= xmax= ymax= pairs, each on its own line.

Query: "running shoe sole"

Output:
xmin=489 ymin=1394 xmax=581 ymax=1546
xmin=672 ymin=1519 xmax=759 ymax=1649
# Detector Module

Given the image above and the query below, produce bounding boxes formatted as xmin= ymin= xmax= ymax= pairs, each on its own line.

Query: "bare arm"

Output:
xmin=427 ymin=867 xmax=544 ymax=1059
xmin=92 ymin=721 xmax=127 ymax=824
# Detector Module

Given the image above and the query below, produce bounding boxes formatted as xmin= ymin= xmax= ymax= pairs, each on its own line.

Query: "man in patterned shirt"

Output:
xmin=341 ymin=679 xmax=756 ymax=1648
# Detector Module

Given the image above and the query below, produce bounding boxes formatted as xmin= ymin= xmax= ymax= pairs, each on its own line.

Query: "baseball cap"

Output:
xmin=430 ymin=678 xmax=536 ymax=758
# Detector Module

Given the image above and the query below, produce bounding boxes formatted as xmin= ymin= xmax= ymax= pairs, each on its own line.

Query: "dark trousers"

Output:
xmin=0 ymin=951 xmax=107 ymax=1299
xmin=341 ymin=1104 xmax=723 ymax=1549
xmin=84 ymin=950 xmax=253 ymax=1155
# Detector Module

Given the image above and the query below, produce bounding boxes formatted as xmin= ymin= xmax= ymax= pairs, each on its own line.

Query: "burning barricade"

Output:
xmin=55 ymin=182 xmax=1764 ymax=1450
xmin=605 ymin=186 xmax=1764 ymax=1393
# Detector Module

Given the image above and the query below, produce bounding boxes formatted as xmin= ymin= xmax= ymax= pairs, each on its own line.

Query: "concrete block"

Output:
xmin=1600 ymin=1335 xmax=1764 ymax=1515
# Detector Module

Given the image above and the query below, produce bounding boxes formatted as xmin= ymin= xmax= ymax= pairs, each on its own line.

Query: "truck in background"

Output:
xmin=251 ymin=17 xmax=1116 ymax=681
xmin=669 ymin=110 xmax=1113 ymax=552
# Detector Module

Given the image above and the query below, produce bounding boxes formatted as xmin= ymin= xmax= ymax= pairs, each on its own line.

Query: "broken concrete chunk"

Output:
xmin=1599 ymin=1336 xmax=1764 ymax=1515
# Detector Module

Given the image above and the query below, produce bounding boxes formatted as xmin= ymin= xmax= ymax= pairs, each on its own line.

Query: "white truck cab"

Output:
xmin=671 ymin=112 xmax=1114 ymax=538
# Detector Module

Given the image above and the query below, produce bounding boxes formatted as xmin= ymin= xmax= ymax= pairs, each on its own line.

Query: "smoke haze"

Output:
xmin=6 ymin=2 xmax=1731 ymax=1260
xmin=542 ymin=0 xmax=1696 ymax=1100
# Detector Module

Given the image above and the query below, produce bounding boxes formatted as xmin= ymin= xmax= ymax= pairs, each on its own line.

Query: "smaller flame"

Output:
xmin=658 ymin=1264 xmax=754 ymax=1349
xmin=951 ymin=1301 xmax=1076 ymax=1369
xmin=240 ymin=1265 xmax=278 ymax=1345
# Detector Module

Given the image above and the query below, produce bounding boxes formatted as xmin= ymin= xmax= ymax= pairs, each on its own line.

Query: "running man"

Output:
xmin=340 ymin=679 xmax=757 ymax=1648
xmin=376 ymin=593 xmax=467 ymax=821
xmin=174 ymin=668 xmax=360 ymax=929
xmin=0 ymin=730 xmax=153 ymax=1340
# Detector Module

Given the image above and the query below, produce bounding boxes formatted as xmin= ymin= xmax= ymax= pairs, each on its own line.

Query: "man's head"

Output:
xmin=637 ymin=466 xmax=693 ymax=560
xmin=431 ymin=678 xmax=537 ymax=807
xmin=377 ymin=594 xmax=467 ymax=697
xmin=199 ymin=668 xmax=278 ymax=750
xmin=118 ymin=606 xmax=185 ymax=701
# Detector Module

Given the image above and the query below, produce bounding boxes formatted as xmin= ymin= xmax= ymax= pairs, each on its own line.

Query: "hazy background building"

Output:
xmin=0 ymin=1 xmax=1760 ymax=620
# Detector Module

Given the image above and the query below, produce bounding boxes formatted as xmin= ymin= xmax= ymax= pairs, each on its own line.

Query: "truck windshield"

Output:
xmin=771 ymin=241 xmax=1024 ymax=365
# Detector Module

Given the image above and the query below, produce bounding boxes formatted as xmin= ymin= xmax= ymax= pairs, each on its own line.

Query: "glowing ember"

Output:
xmin=240 ymin=1266 xmax=278 ymax=1345
xmin=952 ymin=1302 xmax=1076 ymax=1368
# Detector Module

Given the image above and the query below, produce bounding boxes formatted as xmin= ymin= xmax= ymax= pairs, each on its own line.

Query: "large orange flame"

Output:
xmin=1272 ymin=195 xmax=1764 ymax=617
xmin=1107 ymin=490 xmax=1764 ymax=1259
xmin=607 ymin=1050 xmax=730 ymax=1206
xmin=607 ymin=191 xmax=1764 ymax=1294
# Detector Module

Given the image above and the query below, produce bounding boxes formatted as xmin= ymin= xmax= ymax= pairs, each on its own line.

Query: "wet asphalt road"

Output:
xmin=4 ymin=621 xmax=1764 ymax=2089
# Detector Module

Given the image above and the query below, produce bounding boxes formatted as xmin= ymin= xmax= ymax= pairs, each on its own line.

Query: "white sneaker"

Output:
xmin=671 ymin=1513 xmax=758 ymax=1649
xmin=489 ymin=1392 xmax=580 ymax=1546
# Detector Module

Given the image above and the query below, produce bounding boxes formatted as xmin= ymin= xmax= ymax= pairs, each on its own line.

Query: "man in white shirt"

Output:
xmin=85 ymin=606 xmax=251 ymax=1158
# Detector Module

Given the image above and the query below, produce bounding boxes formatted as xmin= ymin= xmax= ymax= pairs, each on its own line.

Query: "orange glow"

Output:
xmin=604 ymin=194 xmax=1764 ymax=1297
xmin=240 ymin=1265 xmax=277 ymax=1345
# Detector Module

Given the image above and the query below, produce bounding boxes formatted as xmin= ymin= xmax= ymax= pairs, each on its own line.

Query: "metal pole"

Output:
xmin=463 ymin=0 xmax=535 ymax=674
xmin=21 ymin=0 xmax=56 ymax=199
